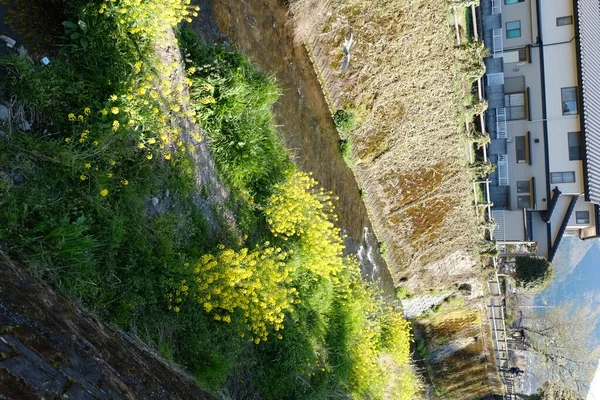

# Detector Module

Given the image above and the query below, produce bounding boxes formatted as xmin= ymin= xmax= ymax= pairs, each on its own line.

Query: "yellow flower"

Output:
xmin=109 ymin=160 xmax=116 ymax=166
xmin=77 ymin=115 xmax=84 ymax=122
xmin=109 ymin=94 xmax=118 ymax=101
xmin=80 ymin=175 xmax=87 ymax=181
xmin=164 ymin=153 xmax=171 ymax=160
xmin=112 ymin=120 xmax=120 ymax=131
xmin=173 ymin=306 xmax=180 ymax=313
xmin=100 ymin=109 xmax=108 ymax=116
xmin=137 ymin=142 xmax=145 ymax=149
xmin=107 ymin=173 xmax=113 ymax=178
xmin=121 ymin=179 xmax=129 ymax=186
xmin=65 ymin=138 xmax=71 ymax=143
xmin=134 ymin=61 xmax=142 ymax=73
xmin=85 ymin=163 xmax=91 ymax=169
xmin=148 ymin=137 xmax=156 ymax=144
xmin=93 ymin=141 xmax=99 ymax=146
xmin=137 ymin=87 xmax=146 ymax=95
xmin=84 ymin=107 xmax=91 ymax=115
xmin=68 ymin=113 xmax=76 ymax=122
xmin=111 ymin=107 xmax=119 ymax=115
xmin=100 ymin=189 xmax=109 ymax=197
xmin=98 ymin=8 xmax=104 ymax=14
xmin=146 ymin=153 xmax=153 ymax=160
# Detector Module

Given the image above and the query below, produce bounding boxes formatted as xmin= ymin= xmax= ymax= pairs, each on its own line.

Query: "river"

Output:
xmin=191 ymin=0 xmax=397 ymax=297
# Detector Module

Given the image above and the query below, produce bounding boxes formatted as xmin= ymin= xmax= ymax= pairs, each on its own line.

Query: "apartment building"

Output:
xmin=480 ymin=0 xmax=600 ymax=261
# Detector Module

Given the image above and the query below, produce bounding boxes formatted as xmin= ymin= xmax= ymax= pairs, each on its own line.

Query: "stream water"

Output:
xmin=191 ymin=0 xmax=396 ymax=298
xmin=0 ymin=0 xmax=396 ymax=298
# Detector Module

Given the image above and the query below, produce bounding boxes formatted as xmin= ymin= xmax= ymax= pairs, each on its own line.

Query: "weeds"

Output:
xmin=0 ymin=1 xmax=420 ymax=398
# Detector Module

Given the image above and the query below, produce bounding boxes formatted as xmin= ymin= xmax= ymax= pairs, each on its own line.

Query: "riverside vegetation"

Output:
xmin=0 ymin=0 xmax=420 ymax=398
xmin=289 ymin=0 xmax=496 ymax=397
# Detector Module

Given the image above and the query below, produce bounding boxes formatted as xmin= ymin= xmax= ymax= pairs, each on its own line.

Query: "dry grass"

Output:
xmin=289 ymin=0 xmax=484 ymax=292
xmin=415 ymin=299 xmax=494 ymax=399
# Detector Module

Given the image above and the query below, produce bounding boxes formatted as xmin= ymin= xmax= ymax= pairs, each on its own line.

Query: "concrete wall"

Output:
xmin=502 ymin=0 xmax=536 ymax=48
xmin=566 ymin=196 xmax=595 ymax=229
xmin=504 ymin=210 xmax=526 ymax=240
xmin=543 ymin=42 xmax=583 ymax=195
xmin=504 ymin=45 xmax=547 ymax=212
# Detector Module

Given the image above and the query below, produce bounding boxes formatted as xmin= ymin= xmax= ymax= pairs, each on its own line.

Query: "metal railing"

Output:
xmin=493 ymin=28 xmax=504 ymax=58
xmin=491 ymin=210 xmax=506 ymax=243
xmin=491 ymin=0 xmax=502 ymax=15
xmin=497 ymin=154 xmax=509 ymax=186
xmin=487 ymin=72 xmax=504 ymax=86
xmin=496 ymin=107 xmax=507 ymax=139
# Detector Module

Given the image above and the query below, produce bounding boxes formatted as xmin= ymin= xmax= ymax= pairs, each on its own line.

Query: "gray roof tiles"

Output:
xmin=576 ymin=0 xmax=600 ymax=204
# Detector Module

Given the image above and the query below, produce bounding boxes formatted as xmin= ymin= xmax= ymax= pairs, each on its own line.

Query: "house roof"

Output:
xmin=576 ymin=0 xmax=600 ymax=204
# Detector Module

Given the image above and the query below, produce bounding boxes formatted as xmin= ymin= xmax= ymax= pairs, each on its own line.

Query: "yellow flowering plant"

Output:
xmin=266 ymin=171 xmax=344 ymax=280
xmin=171 ymin=245 xmax=296 ymax=343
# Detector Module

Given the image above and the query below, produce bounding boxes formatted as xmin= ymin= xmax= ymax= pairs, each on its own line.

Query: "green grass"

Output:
xmin=0 ymin=2 xmax=420 ymax=399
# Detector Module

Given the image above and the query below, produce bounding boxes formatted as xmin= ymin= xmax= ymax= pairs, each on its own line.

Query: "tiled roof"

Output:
xmin=576 ymin=0 xmax=600 ymax=204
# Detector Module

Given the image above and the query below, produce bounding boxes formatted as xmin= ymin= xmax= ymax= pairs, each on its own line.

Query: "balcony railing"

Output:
xmin=492 ymin=210 xmax=506 ymax=243
xmin=487 ymin=73 xmax=504 ymax=86
xmin=497 ymin=154 xmax=509 ymax=186
xmin=491 ymin=0 xmax=501 ymax=15
xmin=496 ymin=107 xmax=507 ymax=139
xmin=493 ymin=28 xmax=503 ymax=58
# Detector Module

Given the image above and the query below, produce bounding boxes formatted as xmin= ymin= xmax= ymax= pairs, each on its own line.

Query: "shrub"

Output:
xmin=333 ymin=109 xmax=355 ymax=135
xmin=515 ymin=256 xmax=553 ymax=293
xmin=181 ymin=31 xmax=292 ymax=200
xmin=265 ymin=171 xmax=344 ymax=280
xmin=172 ymin=245 xmax=296 ymax=343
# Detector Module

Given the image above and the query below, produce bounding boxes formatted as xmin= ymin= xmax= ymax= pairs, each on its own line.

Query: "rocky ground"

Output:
xmin=0 ymin=252 xmax=213 ymax=400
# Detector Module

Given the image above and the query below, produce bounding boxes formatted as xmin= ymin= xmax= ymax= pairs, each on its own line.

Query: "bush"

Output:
xmin=515 ymin=256 xmax=553 ymax=293
xmin=333 ymin=109 xmax=356 ymax=135
xmin=266 ymin=171 xmax=344 ymax=280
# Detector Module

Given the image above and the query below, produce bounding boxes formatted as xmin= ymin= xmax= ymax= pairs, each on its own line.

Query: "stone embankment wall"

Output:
xmin=0 ymin=253 xmax=213 ymax=400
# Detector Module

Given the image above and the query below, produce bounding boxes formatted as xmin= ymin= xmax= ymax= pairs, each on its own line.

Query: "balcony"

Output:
xmin=495 ymin=107 xmax=507 ymax=139
xmin=491 ymin=0 xmax=501 ymax=15
xmin=492 ymin=28 xmax=503 ymax=58
xmin=497 ymin=154 xmax=509 ymax=186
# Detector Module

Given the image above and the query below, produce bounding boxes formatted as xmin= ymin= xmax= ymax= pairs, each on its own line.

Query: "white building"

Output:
xmin=482 ymin=0 xmax=600 ymax=261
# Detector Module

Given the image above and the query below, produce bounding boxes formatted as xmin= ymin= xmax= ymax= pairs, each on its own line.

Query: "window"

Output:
xmin=517 ymin=181 xmax=530 ymax=193
xmin=505 ymin=0 xmax=524 ymax=4
xmin=551 ymin=171 xmax=575 ymax=183
xmin=506 ymin=21 xmax=522 ymax=38
xmin=517 ymin=195 xmax=531 ymax=209
xmin=504 ymin=49 xmax=528 ymax=63
xmin=568 ymin=132 xmax=582 ymax=161
xmin=556 ymin=16 xmax=573 ymax=26
xmin=561 ymin=87 xmax=578 ymax=115
xmin=515 ymin=135 xmax=528 ymax=163
xmin=576 ymin=211 xmax=590 ymax=224
xmin=505 ymin=92 xmax=526 ymax=120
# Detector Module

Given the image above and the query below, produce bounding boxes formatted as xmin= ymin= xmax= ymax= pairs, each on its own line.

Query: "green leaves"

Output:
xmin=62 ymin=20 xmax=90 ymax=50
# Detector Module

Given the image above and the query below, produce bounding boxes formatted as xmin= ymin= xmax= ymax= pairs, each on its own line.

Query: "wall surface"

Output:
xmin=0 ymin=253 xmax=213 ymax=400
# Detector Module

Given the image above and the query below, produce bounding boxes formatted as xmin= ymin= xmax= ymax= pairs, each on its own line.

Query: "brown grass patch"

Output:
xmin=415 ymin=305 xmax=493 ymax=399
xmin=289 ymin=0 xmax=484 ymax=293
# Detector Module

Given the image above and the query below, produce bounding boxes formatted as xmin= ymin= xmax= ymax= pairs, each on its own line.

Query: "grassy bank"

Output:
xmin=0 ymin=1 xmax=420 ymax=398
xmin=288 ymin=0 xmax=493 ymax=397
xmin=289 ymin=0 xmax=487 ymax=293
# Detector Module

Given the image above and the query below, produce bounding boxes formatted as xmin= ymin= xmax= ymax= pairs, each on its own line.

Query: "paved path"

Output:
xmin=487 ymin=275 xmax=520 ymax=400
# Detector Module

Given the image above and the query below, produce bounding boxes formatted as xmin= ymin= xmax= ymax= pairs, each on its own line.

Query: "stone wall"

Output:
xmin=0 ymin=253 xmax=213 ymax=400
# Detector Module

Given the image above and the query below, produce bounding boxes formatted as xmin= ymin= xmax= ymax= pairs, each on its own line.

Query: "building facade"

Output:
xmin=481 ymin=0 xmax=600 ymax=261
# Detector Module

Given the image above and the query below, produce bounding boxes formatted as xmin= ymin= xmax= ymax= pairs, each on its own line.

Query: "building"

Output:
xmin=480 ymin=0 xmax=600 ymax=261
